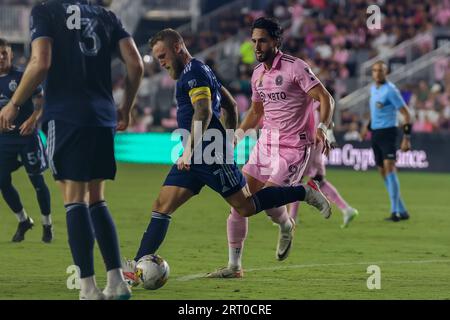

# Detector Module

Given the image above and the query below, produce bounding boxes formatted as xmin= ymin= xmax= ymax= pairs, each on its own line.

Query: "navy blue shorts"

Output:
xmin=371 ymin=127 xmax=398 ymax=167
xmin=46 ymin=120 xmax=116 ymax=182
xmin=0 ymin=134 xmax=47 ymax=176
xmin=163 ymin=162 xmax=247 ymax=198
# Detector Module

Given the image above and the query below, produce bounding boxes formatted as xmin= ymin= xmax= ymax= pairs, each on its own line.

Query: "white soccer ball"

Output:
xmin=135 ymin=254 xmax=170 ymax=290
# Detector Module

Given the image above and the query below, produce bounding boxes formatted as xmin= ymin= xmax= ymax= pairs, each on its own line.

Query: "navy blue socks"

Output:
xmin=134 ymin=212 xmax=171 ymax=262
xmin=65 ymin=203 xmax=95 ymax=278
xmin=89 ymin=201 xmax=122 ymax=271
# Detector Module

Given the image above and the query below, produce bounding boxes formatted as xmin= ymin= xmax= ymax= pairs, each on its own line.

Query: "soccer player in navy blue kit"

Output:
xmin=123 ymin=29 xmax=333 ymax=285
xmin=0 ymin=0 xmax=144 ymax=300
xmin=361 ymin=61 xmax=412 ymax=222
xmin=0 ymin=38 xmax=53 ymax=243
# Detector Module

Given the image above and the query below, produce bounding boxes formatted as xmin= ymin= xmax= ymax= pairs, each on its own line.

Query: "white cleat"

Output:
xmin=305 ymin=180 xmax=332 ymax=219
xmin=103 ymin=281 xmax=132 ymax=300
xmin=276 ymin=218 xmax=296 ymax=261
xmin=341 ymin=207 xmax=359 ymax=229
xmin=122 ymin=258 xmax=140 ymax=287
xmin=79 ymin=288 xmax=106 ymax=300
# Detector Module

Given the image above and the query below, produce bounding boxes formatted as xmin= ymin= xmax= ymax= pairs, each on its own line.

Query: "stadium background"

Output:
xmin=0 ymin=0 xmax=450 ymax=300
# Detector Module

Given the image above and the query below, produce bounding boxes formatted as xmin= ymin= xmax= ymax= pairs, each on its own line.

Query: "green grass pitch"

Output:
xmin=1 ymin=163 xmax=449 ymax=300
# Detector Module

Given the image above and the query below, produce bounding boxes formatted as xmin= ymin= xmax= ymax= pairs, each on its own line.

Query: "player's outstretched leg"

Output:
xmin=123 ymin=186 xmax=194 ymax=286
xmin=133 ymin=186 xmax=193 ymax=261
xmin=134 ymin=211 xmax=172 ymax=262
xmin=28 ymin=174 xmax=53 ymax=242
xmin=0 ymin=173 xmax=34 ymax=242
xmin=228 ymin=180 xmax=331 ymax=220
xmin=206 ymin=208 xmax=246 ymax=278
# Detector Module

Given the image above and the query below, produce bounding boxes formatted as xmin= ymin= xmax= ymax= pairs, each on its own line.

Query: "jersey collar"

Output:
xmin=266 ymin=50 xmax=283 ymax=71
xmin=374 ymin=80 xmax=388 ymax=89
xmin=181 ymin=58 xmax=195 ymax=76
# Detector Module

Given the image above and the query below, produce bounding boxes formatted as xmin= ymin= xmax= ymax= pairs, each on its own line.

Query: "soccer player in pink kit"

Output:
xmin=207 ymin=17 xmax=335 ymax=278
xmin=289 ymin=104 xmax=359 ymax=229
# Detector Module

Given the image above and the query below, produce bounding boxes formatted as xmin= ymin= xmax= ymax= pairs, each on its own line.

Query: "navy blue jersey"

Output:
xmin=168 ymin=59 xmax=245 ymax=196
xmin=176 ymin=59 xmax=223 ymax=132
xmin=30 ymin=0 xmax=130 ymax=127
xmin=0 ymin=67 xmax=43 ymax=143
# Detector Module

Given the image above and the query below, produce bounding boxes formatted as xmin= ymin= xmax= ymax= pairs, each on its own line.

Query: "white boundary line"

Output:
xmin=175 ymin=259 xmax=450 ymax=282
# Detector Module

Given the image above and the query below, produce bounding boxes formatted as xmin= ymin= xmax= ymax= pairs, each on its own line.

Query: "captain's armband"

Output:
xmin=189 ymin=86 xmax=211 ymax=105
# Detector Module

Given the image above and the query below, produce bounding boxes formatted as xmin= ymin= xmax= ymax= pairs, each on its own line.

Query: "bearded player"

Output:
xmin=207 ymin=17 xmax=335 ymax=278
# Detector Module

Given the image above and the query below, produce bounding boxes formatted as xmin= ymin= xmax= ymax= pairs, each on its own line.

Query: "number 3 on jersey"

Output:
xmin=79 ymin=18 xmax=101 ymax=56
xmin=65 ymin=4 xmax=101 ymax=56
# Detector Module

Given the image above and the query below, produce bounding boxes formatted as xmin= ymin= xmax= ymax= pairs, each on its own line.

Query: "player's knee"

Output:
xmin=152 ymin=197 xmax=173 ymax=215
xmin=88 ymin=190 xmax=104 ymax=205
xmin=233 ymin=205 xmax=254 ymax=218
xmin=229 ymin=207 xmax=244 ymax=219
xmin=384 ymin=162 xmax=396 ymax=173
xmin=64 ymin=190 xmax=89 ymax=205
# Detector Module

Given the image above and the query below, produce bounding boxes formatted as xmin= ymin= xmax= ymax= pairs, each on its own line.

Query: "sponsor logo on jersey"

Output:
xmin=259 ymin=91 xmax=288 ymax=103
xmin=276 ymin=75 xmax=283 ymax=86
xmin=188 ymin=79 xmax=197 ymax=89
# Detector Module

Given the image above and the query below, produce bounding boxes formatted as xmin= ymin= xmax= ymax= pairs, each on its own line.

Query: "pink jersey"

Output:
xmin=251 ymin=51 xmax=321 ymax=148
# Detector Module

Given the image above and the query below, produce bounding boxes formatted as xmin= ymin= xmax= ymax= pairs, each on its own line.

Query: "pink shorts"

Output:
xmin=303 ymin=144 xmax=326 ymax=178
xmin=243 ymin=140 xmax=311 ymax=187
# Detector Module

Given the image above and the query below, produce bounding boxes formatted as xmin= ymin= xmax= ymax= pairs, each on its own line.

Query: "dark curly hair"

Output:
xmin=251 ymin=17 xmax=283 ymax=48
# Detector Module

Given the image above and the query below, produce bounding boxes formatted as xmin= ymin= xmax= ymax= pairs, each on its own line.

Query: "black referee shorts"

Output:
xmin=371 ymin=127 xmax=398 ymax=167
